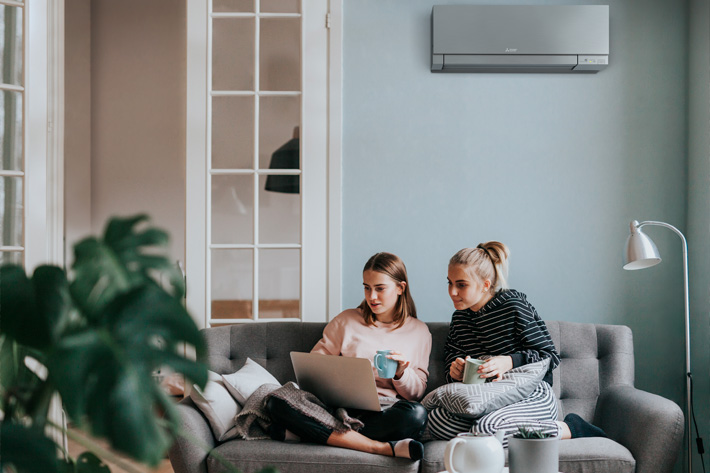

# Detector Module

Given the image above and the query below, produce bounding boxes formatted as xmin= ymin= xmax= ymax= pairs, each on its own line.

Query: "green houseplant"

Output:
xmin=0 ymin=215 xmax=210 ymax=473
xmin=512 ymin=425 xmax=556 ymax=439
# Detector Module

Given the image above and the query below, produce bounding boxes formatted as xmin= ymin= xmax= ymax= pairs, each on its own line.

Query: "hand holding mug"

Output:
xmin=449 ymin=357 xmax=466 ymax=381
xmin=478 ymin=355 xmax=513 ymax=381
xmin=374 ymin=350 xmax=410 ymax=379
xmin=386 ymin=350 xmax=411 ymax=379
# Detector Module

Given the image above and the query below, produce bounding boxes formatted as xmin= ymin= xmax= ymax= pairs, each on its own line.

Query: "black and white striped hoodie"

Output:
xmin=444 ymin=289 xmax=560 ymax=385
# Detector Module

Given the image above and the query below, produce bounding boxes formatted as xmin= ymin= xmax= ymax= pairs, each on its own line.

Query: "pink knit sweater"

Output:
xmin=311 ymin=309 xmax=432 ymax=401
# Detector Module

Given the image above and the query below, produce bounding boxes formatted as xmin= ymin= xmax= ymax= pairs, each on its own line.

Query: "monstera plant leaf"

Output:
xmin=0 ymin=337 xmax=47 ymax=424
xmin=60 ymin=452 xmax=111 ymax=473
xmin=70 ymin=214 xmax=185 ymax=321
xmin=0 ymin=265 xmax=71 ymax=425
xmin=0 ymin=265 xmax=72 ymax=350
xmin=0 ymin=423 xmax=61 ymax=473
xmin=48 ymin=283 xmax=207 ymax=465
xmin=0 ymin=215 xmax=208 ymax=470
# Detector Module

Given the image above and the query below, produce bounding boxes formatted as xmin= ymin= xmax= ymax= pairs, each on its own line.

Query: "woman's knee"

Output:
xmin=390 ymin=401 xmax=428 ymax=438
xmin=357 ymin=401 xmax=428 ymax=441
xmin=266 ymin=397 xmax=291 ymax=423
xmin=389 ymin=401 xmax=427 ymax=425
xmin=409 ymin=403 xmax=429 ymax=431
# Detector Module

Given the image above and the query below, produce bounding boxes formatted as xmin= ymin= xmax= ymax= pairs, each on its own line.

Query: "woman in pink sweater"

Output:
xmin=266 ymin=252 xmax=432 ymax=460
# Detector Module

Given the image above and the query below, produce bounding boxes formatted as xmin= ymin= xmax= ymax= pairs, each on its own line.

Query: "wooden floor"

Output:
xmin=67 ymin=428 xmax=174 ymax=473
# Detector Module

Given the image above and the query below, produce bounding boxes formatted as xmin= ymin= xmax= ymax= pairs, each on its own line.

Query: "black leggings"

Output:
xmin=266 ymin=397 xmax=428 ymax=444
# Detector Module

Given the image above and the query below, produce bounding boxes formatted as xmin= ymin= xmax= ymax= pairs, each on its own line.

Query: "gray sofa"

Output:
xmin=169 ymin=321 xmax=684 ymax=473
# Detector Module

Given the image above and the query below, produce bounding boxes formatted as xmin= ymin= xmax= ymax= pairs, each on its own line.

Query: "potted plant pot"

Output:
xmin=508 ymin=427 xmax=560 ymax=473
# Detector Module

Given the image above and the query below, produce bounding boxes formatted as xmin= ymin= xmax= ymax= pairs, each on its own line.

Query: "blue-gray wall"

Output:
xmin=342 ymin=1 xmax=703 ymax=471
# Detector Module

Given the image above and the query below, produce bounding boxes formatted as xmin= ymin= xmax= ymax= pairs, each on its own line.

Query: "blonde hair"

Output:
xmin=358 ymin=252 xmax=417 ymax=328
xmin=449 ymin=241 xmax=510 ymax=292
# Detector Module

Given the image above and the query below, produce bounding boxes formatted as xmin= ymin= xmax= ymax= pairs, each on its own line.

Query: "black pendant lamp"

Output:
xmin=264 ymin=126 xmax=300 ymax=194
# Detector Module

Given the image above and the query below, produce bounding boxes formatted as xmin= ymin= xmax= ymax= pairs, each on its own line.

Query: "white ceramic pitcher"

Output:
xmin=444 ymin=431 xmax=505 ymax=473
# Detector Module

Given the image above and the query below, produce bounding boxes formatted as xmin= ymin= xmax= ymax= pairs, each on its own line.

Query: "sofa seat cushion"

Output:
xmin=419 ymin=440 xmax=449 ymax=473
xmin=559 ymin=438 xmax=635 ymax=473
xmin=419 ymin=438 xmax=634 ymax=473
xmin=207 ymin=439 xmax=420 ymax=473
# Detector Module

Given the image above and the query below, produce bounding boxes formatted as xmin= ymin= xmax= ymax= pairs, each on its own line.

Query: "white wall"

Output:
xmin=64 ymin=0 xmax=91 ymax=266
xmin=65 ymin=0 xmax=187 ymax=267
xmin=89 ymin=0 xmax=186 ymax=263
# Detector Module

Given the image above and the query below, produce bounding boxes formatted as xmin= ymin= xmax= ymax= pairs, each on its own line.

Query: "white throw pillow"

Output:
xmin=221 ymin=358 xmax=281 ymax=405
xmin=189 ymin=371 xmax=241 ymax=442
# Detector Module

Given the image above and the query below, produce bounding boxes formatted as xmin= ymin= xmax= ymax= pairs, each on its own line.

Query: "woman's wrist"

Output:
xmin=393 ymin=367 xmax=409 ymax=382
xmin=394 ymin=366 xmax=406 ymax=380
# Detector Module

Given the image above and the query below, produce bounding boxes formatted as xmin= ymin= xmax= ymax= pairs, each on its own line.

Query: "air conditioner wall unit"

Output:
xmin=431 ymin=5 xmax=609 ymax=73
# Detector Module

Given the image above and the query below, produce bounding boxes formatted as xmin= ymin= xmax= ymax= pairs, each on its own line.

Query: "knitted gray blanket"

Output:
xmin=234 ymin=381 xmax=364 ymax=440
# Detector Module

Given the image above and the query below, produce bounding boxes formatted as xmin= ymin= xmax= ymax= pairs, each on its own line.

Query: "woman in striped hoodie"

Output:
xmin=426 ymin=241 xmax=606 ymax=444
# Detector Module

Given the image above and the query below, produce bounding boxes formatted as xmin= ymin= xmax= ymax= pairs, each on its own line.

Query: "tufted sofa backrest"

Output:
xmin=546 ymin=320 xmax=635 ymax=419
xmin=201 ymin=320 xmax=635 ymax=421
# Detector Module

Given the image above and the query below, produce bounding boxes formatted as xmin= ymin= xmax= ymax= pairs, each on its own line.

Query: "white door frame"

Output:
xmin=23 ymin=0 xmax=64 ymax=270
xmin=29 ymin=0 xmax=66 ymax=452
xmin=327 ymin=0 xmax=342 ymax=320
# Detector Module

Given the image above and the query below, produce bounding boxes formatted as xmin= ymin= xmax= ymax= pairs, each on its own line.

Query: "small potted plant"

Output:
xmin=508 ymin=425 xmax=560 ymax=473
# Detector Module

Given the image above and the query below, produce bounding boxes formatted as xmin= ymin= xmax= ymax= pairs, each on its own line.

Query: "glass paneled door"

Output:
xmin=186 ymin=0 xmax=330 ymax=327
xmin=0 ymin=3 xmax=24 ymax=266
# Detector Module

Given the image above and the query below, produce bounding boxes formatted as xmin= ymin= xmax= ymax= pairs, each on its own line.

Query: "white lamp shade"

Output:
xmin=624 ymin=225 xmax=662 ymax=270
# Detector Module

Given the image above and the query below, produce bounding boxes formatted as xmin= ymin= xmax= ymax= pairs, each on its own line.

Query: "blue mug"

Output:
xmin=374 ymin=350 xmax=398 ymax=379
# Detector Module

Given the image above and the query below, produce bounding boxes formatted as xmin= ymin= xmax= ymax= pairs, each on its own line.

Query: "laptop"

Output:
xmin=290 ymin=352 xmax=390 ymax=412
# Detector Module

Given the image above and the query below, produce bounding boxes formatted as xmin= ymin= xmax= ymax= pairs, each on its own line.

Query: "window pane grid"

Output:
xmin=210 ymin=169 xmax=301 ymax=175
xmin=0 ymin=249 xmax=22 ymax=265
xmin=211 ymin=12 xmax=301 ymax=18
xmin=211 ymin=244 xmax=301 ymax=249
xmin=211 ymin=91 xmax=301 ymax=96
xmin=0 ymin=1 xmax=23 ymax=260
xmin=208 ymin=0 xmax=302 ymax=324
xmin=252 ymin=246 xmax=259 ymax=321
xmin=0 ymin=83 xmax=22 ymax=91
xmin=211 ymin=319 xmax=301 ymax=326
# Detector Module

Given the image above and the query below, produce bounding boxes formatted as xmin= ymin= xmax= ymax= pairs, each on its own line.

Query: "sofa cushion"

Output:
xmin=189 ymin=371 xmax=240 ymax=442
xmin=421 ymin=359 xmax=550 ymax=419
xmin=419 ymin=438 xmax=635 ymax=473
xmin=207 ymin=439 xmax=420 ymax=473
xmin=221 ymin=357 xmax=281 ymax=405
xmin=558 ymin=438 xmax=635 ymax=473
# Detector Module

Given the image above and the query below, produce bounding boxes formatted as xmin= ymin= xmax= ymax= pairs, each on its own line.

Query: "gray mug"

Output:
xmin=462 ymin=357 xmax=486 ymax=384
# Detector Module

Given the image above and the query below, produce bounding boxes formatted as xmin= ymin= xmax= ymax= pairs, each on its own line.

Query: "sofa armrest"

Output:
xmin=168 ymin=398 xmax=216 ymax=473
xmin=594 ymin=385 xmax=684 ymax=473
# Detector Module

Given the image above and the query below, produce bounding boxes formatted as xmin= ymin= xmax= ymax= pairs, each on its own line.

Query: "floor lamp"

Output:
xmin=623 ymin=219 xmax=692 ymax=473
